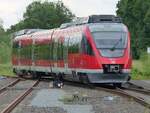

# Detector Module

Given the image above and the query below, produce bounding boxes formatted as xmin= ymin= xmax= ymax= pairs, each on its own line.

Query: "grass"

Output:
xmin=0 ymin=63 xmax=14 ymax=76
xmin=132 ymin=53 xmax=150 ymax=80
xmin=0 ymin=33 xmax=15 ymax=77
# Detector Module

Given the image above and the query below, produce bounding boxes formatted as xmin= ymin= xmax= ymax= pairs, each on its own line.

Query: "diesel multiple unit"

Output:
xmin=12 ymin=15 xmax=132 ymax=86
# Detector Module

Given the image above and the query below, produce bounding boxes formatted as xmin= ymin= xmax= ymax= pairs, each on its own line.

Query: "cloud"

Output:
xmin=0 ymin=0 xmax=32 ymax=29
xmin=62 ymin=0 xmax=119 ymax=17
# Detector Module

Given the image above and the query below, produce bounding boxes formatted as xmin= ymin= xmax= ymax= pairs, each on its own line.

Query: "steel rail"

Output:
xmin=1 ymin=80 xmax=39 ymax=113
xmin=122 ymin=87 xmax=150 ymax=95
xmin=127 ymin=82 xmax=145 ymax=89
xmin=95 ymin=87 xmax=150 ymax=109
xmin=64 ymin=81 xmax=150 ymax=108
xmin=0 ymin=79 xmax=20 ymax=94
xmin=117 ymin=88 xmax=150 ymax=108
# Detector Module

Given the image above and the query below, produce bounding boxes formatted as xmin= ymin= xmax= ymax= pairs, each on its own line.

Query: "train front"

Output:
xmin=87 ymin=23 xmax=132 ymax=85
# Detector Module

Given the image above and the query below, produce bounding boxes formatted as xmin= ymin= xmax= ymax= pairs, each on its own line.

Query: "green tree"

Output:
xmin=9 ymin=1 xmax=75 ymax=32
xmin=117 ymin=0 xmax=150 ymax=59
xmin=0 ymin=18 xmax=4 ymax=34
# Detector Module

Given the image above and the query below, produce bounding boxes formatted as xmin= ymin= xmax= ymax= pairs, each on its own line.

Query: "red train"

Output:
xmin=12 ymin=15 xmax=132 ymax=86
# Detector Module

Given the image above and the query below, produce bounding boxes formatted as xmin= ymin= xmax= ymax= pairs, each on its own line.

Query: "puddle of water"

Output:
xmin=0 ymin=76 xmax=6 ymax=80
xmin=64 ymin=105 xmax=93 ymax=113
xmin=30 ymin=89 xmax=94 ymax=113
xmin=103 ymin=96 xmax=119 ymax=101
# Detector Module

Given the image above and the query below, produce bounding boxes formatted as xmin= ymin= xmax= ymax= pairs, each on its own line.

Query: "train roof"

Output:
xmin=13 ymin=29 xmax=44 ymax=37
xmin=13 ymin=15 xmax=126 ymax=42
xmin=60 ymin=15 xmax=122 ymax=29
xmin=13 ymin=29 xmax=55 ymax=41
xmin=31 ymin=29 xmax=52 ymax=36
xmin=88 ymin=23 xmax=128 ymax=32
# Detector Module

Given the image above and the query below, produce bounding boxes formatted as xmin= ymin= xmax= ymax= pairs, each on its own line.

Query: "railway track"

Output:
xmin=0 ymin=79 xmax=20 ymax=94
xmin=95 ymin=86 xmax=150 ymax=109
xmin=1 ymin=77 xmax=150 ymax=112
xmin=122 ymin=86 xmax=150 ymax=96
xmin=64 ymin=81 xmax=150 ymax=109
xmin=122 ymin=82 xmax=150 ymax=95
xmin=0 ymin=78 xmax=39 ymax=113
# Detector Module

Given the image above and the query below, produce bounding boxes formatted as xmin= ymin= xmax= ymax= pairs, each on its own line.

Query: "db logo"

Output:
xmin=110 ymin=59 xmax=116 ymax=64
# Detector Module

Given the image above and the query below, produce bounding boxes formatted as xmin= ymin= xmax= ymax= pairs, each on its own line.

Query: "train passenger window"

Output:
xmin=13 ymin=41 xmax=19 ymax=48
xmin=20 ymin=45 xmax=32 ymax=59
xmin=63 ymin=36 xmax=69 ymax=61
xmin=35 ymin=44 xmax=50 ymax=60
xmin=81 ymin=34 xmax=94 ymax=55
xmin=12 ymin=41 xmax=19 ymax=58
xmin=68 ymin=37 xmax=72 ymax=54
xmin=68 ymin=35 xmax=79 ymax=54
xmin=53 ymin=40 xmax=58 ymax=61
xmin=49 ymin=41 xmax=53 ymax=60
xmin=57 ymin=41 xmax=63 ymax=60
xmin=61 ymin=42 xmax=64 ymax=59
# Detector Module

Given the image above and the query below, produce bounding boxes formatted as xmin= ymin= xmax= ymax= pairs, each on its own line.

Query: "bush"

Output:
xmin=140 ymin=52 xmax=150 ymax=76
xmin=0 ymin=33 xmax=12 ymax=64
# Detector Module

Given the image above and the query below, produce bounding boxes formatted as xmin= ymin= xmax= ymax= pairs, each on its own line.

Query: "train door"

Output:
xmin=49 ymin=30 xmax=55 ymax=73
xmin=49 ymin=41 xmax=53 ymax=72
xmin=62 ymin=33 xmax=75 ymax=81
xmin=31 ymin=38 xmax=35 ymax=71
xmin=52 ymin=34 xmax=58 ymax=73
xmin=18 ymin=40 xmax=21 ymax=68
xmin=63 ymin=34 xmax=69 ymax=74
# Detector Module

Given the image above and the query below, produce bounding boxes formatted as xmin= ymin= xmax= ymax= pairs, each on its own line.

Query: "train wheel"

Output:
xmin=16 ymin=70 xmax=24 ymax=78
xmin=80 ymin=75 xmax=89 ymax=84
xmin=113 ymin=83 xmax=122 ymax=88
xmin=17 ymin=74 xmax=23 ymax=78
xmin=21 ymin=71 xmax=37 ymax=80
xmin=128 ymin=76 xmax=131 ymax=81
xmin=31 ymin=72 xmax=38 ymax=79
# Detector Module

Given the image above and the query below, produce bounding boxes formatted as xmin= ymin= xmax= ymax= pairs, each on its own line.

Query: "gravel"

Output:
xmin=0 ymin=79 xmax=38 ymax=112
xmin=130 ymin=80 xmax=150 ymax=90
xmin=0 ymin=77 xmax=15 ymax=88
xmin=0 ymin=89 xmax=23 ymax=111
xmin=13 ymin=106 xmax=67 ymax=113
xmin=62 ymin=84 xmax=150 ymax=113
xmin=2 ymin=80 xmax=149 ymax=113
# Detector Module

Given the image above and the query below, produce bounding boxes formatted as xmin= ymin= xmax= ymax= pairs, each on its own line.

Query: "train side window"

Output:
xmin=12 ymin=41 xmax=19 ymax=57
xmin=20 ymin=45 xmax=24 ymax=59
xmin=49 ymin=41 xmax=53 ymax=60
xmin=73 ymin=37 xmax=79 ymax=53
xmin=68 ymin=35 xmax=79 ymax=54
xmin=61 ymin=42 xmax=64 ymax=60
xmin=53 ymin=39 xmax=58 ymax=61
xmin=35 ymin=44 xmax=50 ymax=60
xmin=24 ymin=45 xmax=31 ymax=59
xmin=57 ymin=40 xmax=64 ymax=60
xmin=68 ymin=37 xmax=72 ymax=54
xmin=13 ymin=41 xmax=19 ymax=48
xmin=63 ymin=36 xmax=69 ymax=61
xmin=81 ymin=34 xmax=94 ymax=55
xmin=57 ymin=40 xmax=62 ymax=60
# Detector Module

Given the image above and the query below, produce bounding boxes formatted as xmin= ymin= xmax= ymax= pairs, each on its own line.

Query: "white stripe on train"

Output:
xmin=13 ymin=65 xmax=104 ymax=74
xmin=13 ymin=65 xmax=131 ymax=74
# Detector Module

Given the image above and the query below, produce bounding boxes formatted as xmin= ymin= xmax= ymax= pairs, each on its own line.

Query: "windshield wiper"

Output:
xmin=110 ymin=38 xmax=122 ymax=51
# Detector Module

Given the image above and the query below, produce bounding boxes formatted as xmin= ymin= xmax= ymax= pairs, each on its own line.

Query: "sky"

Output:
xmin=0 ymin=0 xmax=120 ymax=29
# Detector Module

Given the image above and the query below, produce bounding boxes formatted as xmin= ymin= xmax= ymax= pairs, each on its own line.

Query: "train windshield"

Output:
xmin=92 ymin=31 xmax=127 ymax=49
